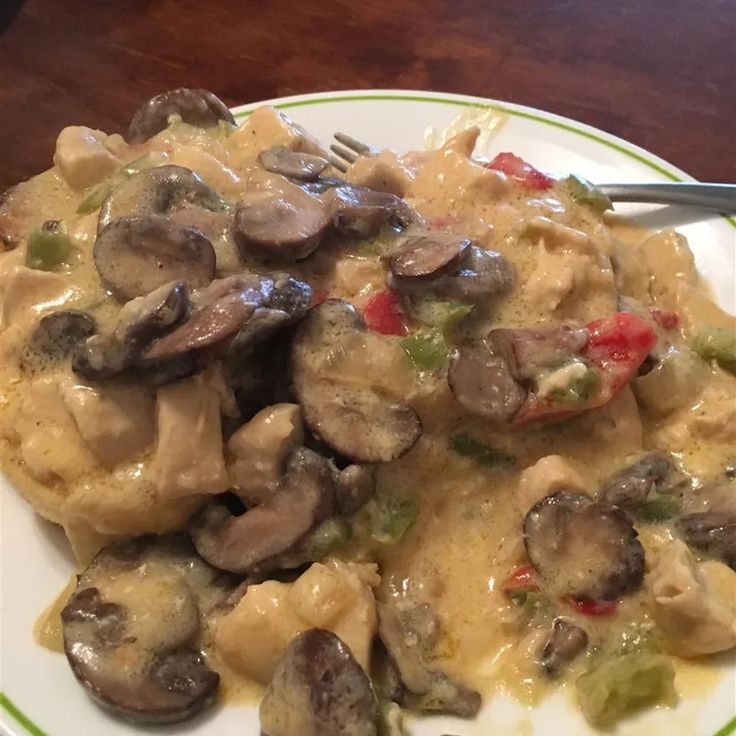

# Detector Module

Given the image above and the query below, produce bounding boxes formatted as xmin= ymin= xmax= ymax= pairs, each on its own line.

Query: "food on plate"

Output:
xmin=1 ymin=87 xmax=735 ymax=734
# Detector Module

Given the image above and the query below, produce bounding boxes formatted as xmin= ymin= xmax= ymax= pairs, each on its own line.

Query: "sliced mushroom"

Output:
xmin=325 ymin=185 xmax=417 ymax=239
xmin=490 ymin=325 xmax=588 ymax=382
xmin=60 ymin=536 xmax=224 ymax=723
xmin=292 ymin=300 xmax=421 ymax=463
xmin=336 ymin=464 xmax=376 ymax=515
xmin=387 ymin=232 xmax=471 ymax=280
xmin=259 ymin=147 xmax=329 ymax=181
xmin=523 ymin=491 xmax=645 ymax=600
xmin=191 ymin=447 xmax=335 ymax=573
xmin=598 ymin=451 xmax=680 ymax=508
xmin=448 ymin=342 xmax=527 ymax=424
xmin=127 ymin=88 xmax=236 ymax=143
xmin=259 ymin=629 xmax=377 ymax=736
xmin=300 ymin=176 xmax=347 ymax=196
xmin=679 ymin=478 xmax=736 ymax=568
xmin=233 ymin=174 xmax=331 ymax=261
xmin=539 ymin=617 xmax=588 ymax=678
xmin=21 ymin=310 xmax=97 ymax=372
xmin=73 ymin=281 xmax=189 ymax=380
xmin=99 ymin=165 xmax=229 ymax=232
xmin=377 ymin=602 xmax=481 ymax=718
xmin=94 ymin=215 xmax=216 ymax=301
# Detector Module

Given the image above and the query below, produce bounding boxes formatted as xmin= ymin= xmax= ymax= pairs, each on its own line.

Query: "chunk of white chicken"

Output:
xmin=227 ymin=403 xmax=304 ymax=505
xmin=345 ymin=149 xmax=414 ymax=197
xmin=516 ymin=455 xmax=589 ymax=512
xmin=215 ymin=560 xmax=378 ymax=684
xmin=60 ymin=378 xmax=155 ymax=466
xmin=53 ymin=126 xmax=121 ymax=190
xmin=0 ymin=266 xmax=75 ymax=332
xmin=647 ymin=539 xmax=736 ymax=657
xmin=152 ymin=367 xmax=229 ymax=498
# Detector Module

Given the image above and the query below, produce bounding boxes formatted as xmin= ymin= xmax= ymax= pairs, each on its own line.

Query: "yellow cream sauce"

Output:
xmin=4 ymin=108 xmax=734 ymax=715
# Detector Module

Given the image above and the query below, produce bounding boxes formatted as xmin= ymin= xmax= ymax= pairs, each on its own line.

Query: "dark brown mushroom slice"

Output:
xmin=679 ymin=512 xmax=736 ymax=569
xmin=387 ymin=232 xmax=471 ymax=280
xmin=260 ymin=629 xmax=377 ymax=736
xmin=21 ymin=310 xmax=97 ymax=371
xmin=233 ymin=177 xmax=331 ymax=261
xmin=292 ymin=300 xmax=422 ymax=463
xmin=326 ymin=185 xmax=417 ymax=239
xmin=72 ymin=281 xmax=189 ymax=380
xmin=127 ymin=88 xmax=235 ymax=143
xmin=523 ymin=491 xmax=645 ymax=601
xmin=299 ymin=176 xmax=347 ymax=196
xmin=60 ymin=536 xmax=223 ymax=724
xmin=259 ymin=147 xmax=329 ymax=181
xmin=191 ymin=447 xmax=335 ymax=573
xmin=99 ymin=165 xmax=229 ymax=232
xmin=489 ymin=325 xmax=589 ymax=382
xmin=269 ymin=272 xmax=313 ymax=319
xmin=539 ymin=617 xmax=588 ymax=678
xmin=94 ymin=214 xmax=216 ymax=301
xmin=140 ymin=273 xmax=279 ymax=363
xmin=597 ymin=451 xmax=679 ymax=508
xmin=448 ymin=343 xmax=527 ymax=424
xmin=377 ymin=602 xmax=481 ymax=718
xmin=336 ymin=464 xmax=376 ymax=515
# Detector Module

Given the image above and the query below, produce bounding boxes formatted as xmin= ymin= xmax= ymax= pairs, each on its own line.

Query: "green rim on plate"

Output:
xmin=233 ymin=92 xmax=736 ymax=230
xmin=2 ymin=92 xmax=734 ymax=736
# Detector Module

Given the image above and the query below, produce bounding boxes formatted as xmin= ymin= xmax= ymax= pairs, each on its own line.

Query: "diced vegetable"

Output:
xmin=25 ymin=221 xmax=70 ymax=270
xmin=310 ymin=288 xmax=328 ymax=307
xmin=634 ymin=496 xmax=681 ymax=523
xmin=77 ymin=180 xmax=114 ymax=215
xmin=410 ymin=298 xmax=473 ymax=335
xmin=305 ymin=517 xmax=353 ymax=560
xmin=449 ymin=433 xmax=515 ymax=467
xmin=576 ymin=651 xmax=677 ymax=727
xmin=565 ymin=596 xmax=617 ymax=617
xmin=649 ymin=307 xmax=679 ymax=331
xmin=486 ymin=152 xmax=555 ymax=191
xmin=370 ymin=494 xmax=418 ymax=544
xmin=363 ymin=290 xmax=408 ymax=336
xmin=548 ymin=366 xmax=601 ymax=405
xmin=566 ymin=174 xmax=612 ymax=214
xmin=693 ymin=327 xmax=736 ymax=375
xmin=502 ymin=565 xmax=539 ymax=594
xmin=401 ymin=330 xmax=448 ymax=372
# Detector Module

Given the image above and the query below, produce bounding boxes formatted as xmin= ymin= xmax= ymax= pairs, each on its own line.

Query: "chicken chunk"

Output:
xmin=345 ymin=150 xmax=414 ymax=197
xmin=215 ymin=560 xmax=378 ymax=684
xmin=0 ymin=266 xmax=75 ymax=332
xmin=647 ymin=539 xmax=736 ymax=657
xmin=516 ymin=455 xmax=589 ymax=512
xmin=152 ymin=368 xmax=229 ymax=498
xmin=60 ymin=378 xmax=155 ymax=466
xmin=53 ymin=126 xmax=121 ymax=190
xmin=227 ymin=403 xmax=304 ymax=505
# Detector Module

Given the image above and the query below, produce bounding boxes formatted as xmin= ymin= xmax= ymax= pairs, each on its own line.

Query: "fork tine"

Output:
xmin=329 ymin=155 xmax=348 ymax=173
xmin=330 ymin=143 xmax=358 ymax=164
xmin=334 ymin=132 xmax=374 ymax=156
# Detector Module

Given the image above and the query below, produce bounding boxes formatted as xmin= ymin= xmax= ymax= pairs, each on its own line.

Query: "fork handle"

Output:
xmin=598 ymin=182 xmax=736 ymax=214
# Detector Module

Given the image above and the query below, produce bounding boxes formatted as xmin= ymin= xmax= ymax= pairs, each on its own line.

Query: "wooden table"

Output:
xmin=1 ymin=0 xmax=735 ymax=190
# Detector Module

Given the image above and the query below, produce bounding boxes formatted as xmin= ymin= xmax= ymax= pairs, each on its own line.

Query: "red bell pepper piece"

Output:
xmin=311 ymin=288 xmax=328 ymax=307
xmin=485 ymin=152 xmax=555 ymax=191
xmin=514 ymin=312 xmax=656 ymax=425
xmin=564 ymin=595 xmax=617 ymax=617
xmin=649 ymin=307 xmax=679 ymax=331
xmin=502 ymin=565 xmax=539 ymax=594
xmin=363 ymin=290 xmax=407 ymax=336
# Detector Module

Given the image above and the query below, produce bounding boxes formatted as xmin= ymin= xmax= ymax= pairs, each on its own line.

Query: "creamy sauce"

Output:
xmin=3 ymin=107 xmax=735 ymax=725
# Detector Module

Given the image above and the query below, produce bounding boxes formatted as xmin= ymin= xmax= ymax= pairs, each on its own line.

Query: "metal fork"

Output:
xmin=329 ymin=132 xmax=736 ymax=214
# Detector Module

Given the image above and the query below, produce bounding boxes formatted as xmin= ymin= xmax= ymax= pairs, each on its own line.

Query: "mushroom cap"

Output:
xmin=259 ymin=629 xmax=377 ymax=736
xmin=93 ymin=215 xmax=216 ymax=301
xmin=539 ymin=617 xmax=588 ymax=678
xmin=60 ymin=536 xmax=223 ymax=724
xmin=447 ymin=343 xmax=526 ymax=424
xmin=523 ymin=491 xmax=646 ymax=600
xmin=259 ymin=147 xmax=329 ymax=181
xmin=597 ymin=451 xmax=678 ymax=508
xmin=326 ymin=185 xmax=417 ymax=239
xmin=387 ymin=232 xmax=471 ymax=280
xmin=21 ymin=310 xmax=96 ymax=372
xmin=292 ymin=300 xmax=422 ymax=463
xmin=127 ymin=88 xmax=235 ymax=143
xmin=99 ymin=165 xmax=229 ymax=232
xmin=233 ymin=172 xmax=331 ymax=261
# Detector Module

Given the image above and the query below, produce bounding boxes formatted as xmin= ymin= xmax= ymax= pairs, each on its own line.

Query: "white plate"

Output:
xmin=1 ymin=90 xmax=734 ymax=736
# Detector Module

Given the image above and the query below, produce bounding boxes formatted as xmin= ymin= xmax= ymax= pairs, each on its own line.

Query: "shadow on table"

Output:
xmin=1 ymin=0 xmax=24 ymax=34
